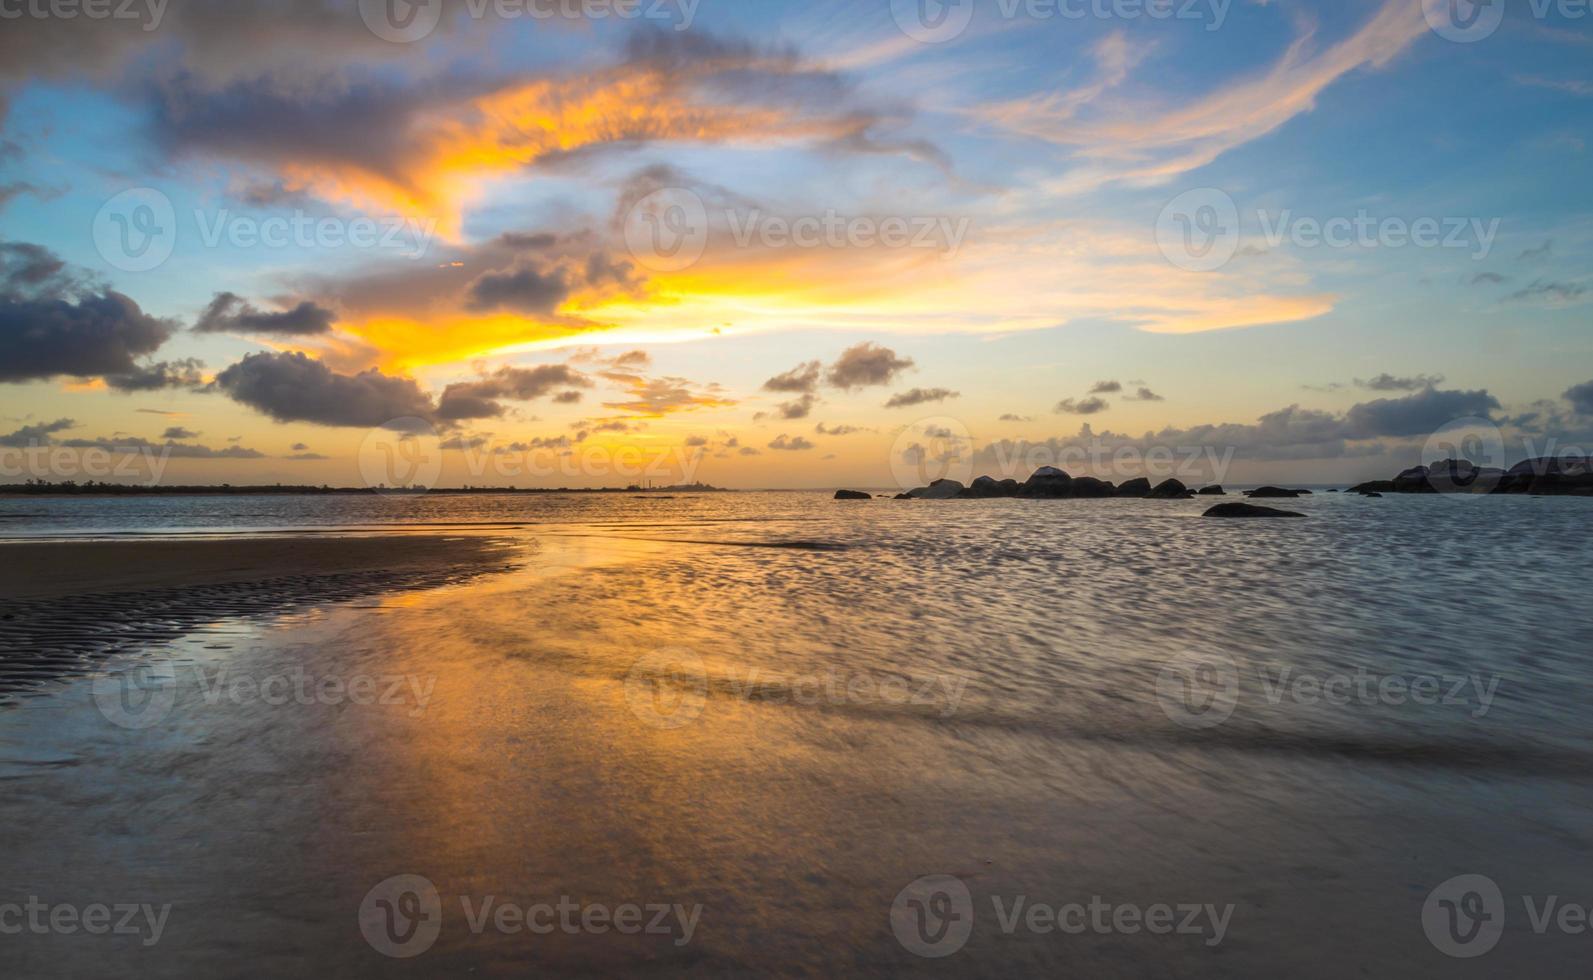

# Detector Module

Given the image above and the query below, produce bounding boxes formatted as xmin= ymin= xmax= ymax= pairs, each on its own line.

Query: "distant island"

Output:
xmin=0 ymin=480 xmax=729 ymax=497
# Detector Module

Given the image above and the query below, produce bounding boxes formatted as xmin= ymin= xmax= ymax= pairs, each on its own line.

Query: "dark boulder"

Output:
xmin=1360 ymin=491 xmax=1383 ymax=498
xmin=962 ymin=475 xmax=1022 ymax=499
xmin=1197 ymin=485 xmax=1226 ymax=496
xmin=1147 ymin=478 xmax=1191 ymax=499
xmin=1071 ymin=477 xmax=1116 ymax=498
xmin=1117 ymin=477 xmax=1152 ymax=498
xmin=834 ymin=489 xmax=872 ymax=500
xmin=1204 ymin=502 xmax=1305 ymax=518
xmin=1246 ymin=486 xmax=1301 ymax=498
xmin=1022 ymin=466 xmax=1074 ymax=498
xmin=1347 ymin=480 xmax=1395 ymax=494
xmin=908 ymin=479 xmax=965 ymax=500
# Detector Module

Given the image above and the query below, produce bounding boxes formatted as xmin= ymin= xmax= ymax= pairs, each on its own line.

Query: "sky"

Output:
xmin=1 ymin=0 xmax=1591 ymax=489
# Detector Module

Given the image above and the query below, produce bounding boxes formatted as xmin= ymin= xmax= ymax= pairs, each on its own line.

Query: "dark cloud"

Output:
xmin=1055 ymin=396 xmax=1110 ymax=415
xmin=1124 ymin=387 xmax=1164 ymax=402
xmin=684 ymin=435 xmax=709 ymax=447
xmin=827 ymin=343 xmax=914 ymax=390
xmin=1089 ymin=380 xmax=1122 ymax=394
xmin=1507 ymin=279 xmax=1589 ymax=305
xmin=1564 ymin=380 xmax=1593 ymax=416
xmin=55 ymin=435 xmax=266 ymax=459
xmin=885 ymin=387 xmax=959 ymax=408
xmin=195 ymin=292 xmax=336 ymax=335
xmin=162 ymin=426 xmax=199 ymax=440
xmin=1354 ymin=373 xmax=1443 ymax=392
xmin=212 ymin=351 xmax=436 ymax=428
xmin=999 ymin=413 xmax=1032 ymax=422
xmin=465 ymin=265 xmax=572 ymax=316
xmin=768 ymin=434 xmax=815 ymax=451
xmin=0 ymin=417 xmax=75 ymax=448
xmin=776 ymin=393 xmax=816 ymax=419
xmin=764 ymin=360 xmax=822 ymax=393
xmin=0 ymin=241 xmax=176 ymax=385
xmin=814 ymin=422 xmax=864 ymax=436
xmin=105 ymin=358 xmax=206 ymax=392
xmin=611 ymin=350 xmax=651 ymax=368
xmin=553 ymin=390 xmax=584 ymax=404
xmin=1469 ymin=272 xmax=1509 ymax=285
xmin=1518 ymin=240 xmax=1553 ymax=261
xmin=436 ymin=365 xmax=593 ymax=421
xmin=1342 ymin=387 xmax=1499 ymax=438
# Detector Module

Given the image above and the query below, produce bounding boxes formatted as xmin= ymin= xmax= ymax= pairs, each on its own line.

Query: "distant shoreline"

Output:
xmin=0 ymin=483 xmax=731 ymax=498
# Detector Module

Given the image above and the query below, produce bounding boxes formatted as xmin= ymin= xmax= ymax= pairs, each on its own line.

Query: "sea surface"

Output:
xmin=1 ymin=491 xmax=1591 ymax=976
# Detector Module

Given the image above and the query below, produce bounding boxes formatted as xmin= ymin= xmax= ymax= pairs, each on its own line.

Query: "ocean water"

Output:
xmin=1 ymin=491 xmax=1591 ymax=976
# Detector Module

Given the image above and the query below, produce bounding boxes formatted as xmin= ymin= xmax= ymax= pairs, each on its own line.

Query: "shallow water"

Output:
xmin=2 ymin=492 xmax=1591 ymax=975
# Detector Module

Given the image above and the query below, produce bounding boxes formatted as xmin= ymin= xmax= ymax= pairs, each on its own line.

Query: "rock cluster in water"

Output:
xmin=837 ymin=469 xmax=1226 ymax=501
xmin=1347 ymin=457 xmax=1593 ymax=496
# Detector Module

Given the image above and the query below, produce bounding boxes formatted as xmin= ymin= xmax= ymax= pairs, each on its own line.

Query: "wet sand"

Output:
xmin=0 ymin=535 xmax=519 ymax=600
xmin=0 ymin=535 xmax=519 ymax=700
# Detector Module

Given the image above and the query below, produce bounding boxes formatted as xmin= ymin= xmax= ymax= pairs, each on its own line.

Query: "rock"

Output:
xmin=893 ymin=493 xmax=912 ymax=500
xmin=1117 ymin=478 xmax=1152 ymax=498
xmin=1022 ymin=466 xmax=1074 ymax=498
xmin=1204 ymin=502 xmax=1305 ymax=518
xmin=961 ymin=475 xmax=1015 ymax=499
xmin=1360 ymin=491 xmax=1383 ymax=498
xmin=1070 ymin=477 xmax=1116 ymax=498
xmin=1347 ymin=480 xmax=1395 ymax=494
xmin=1246 ymin=486 xmax=1301 ymax=498
xmin=1197 ymin=485 xmax=1226 ymax=496
xmin=908 ymin=479 xmax=965 ymax=500
xmin=834 ymin=489 xmax=871 ymax=500
xmin=1146 ymin=478 xmax=1190 ymax=499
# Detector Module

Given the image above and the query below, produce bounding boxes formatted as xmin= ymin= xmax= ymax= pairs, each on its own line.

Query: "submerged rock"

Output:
xmin=1246 ymin=486 xmax=1302 ymax=498
xmin=1197 ymin=485 xmax=1226 ymax=496
xmin=1204 ymin=502 xmax=1305 ymax=518
xmin=833 ymin=489 xmax=872 ymax=500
